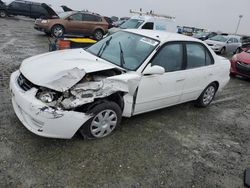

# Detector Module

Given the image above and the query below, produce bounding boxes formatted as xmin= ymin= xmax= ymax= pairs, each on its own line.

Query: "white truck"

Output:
xmin=109 ymin=9 xmax=177 ymax=34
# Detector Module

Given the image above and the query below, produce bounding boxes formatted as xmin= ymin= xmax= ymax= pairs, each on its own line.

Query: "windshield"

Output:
xmin=58 ymin=11 xmax=73 ymax=19
xmin=120 ymin=19 xmax=144 ymax=29
xmin=194 ymin=32 xmax=208 ymax=38
xmin=210 ymin=35 xmax=227 ymax=42
xmin=86 ymin=31 xmax=159 ymax=71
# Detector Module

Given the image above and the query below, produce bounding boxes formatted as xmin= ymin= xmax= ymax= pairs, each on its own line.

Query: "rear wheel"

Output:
xmin=51 ymin=25 xmax=64 ymax=38
xmin=93 ymin=29 xmax=103 ymax=40
xmin=79 ymin=101 xmax=122 ymax=139
xmin=0 ymin=10 xmax=7 ymax=18
xmin=195 ymin=83 xmax=217 ymax=107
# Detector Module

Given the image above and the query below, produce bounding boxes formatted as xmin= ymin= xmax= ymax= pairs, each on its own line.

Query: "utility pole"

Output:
xmin=235 ymin=15 xmax=243 ymax=34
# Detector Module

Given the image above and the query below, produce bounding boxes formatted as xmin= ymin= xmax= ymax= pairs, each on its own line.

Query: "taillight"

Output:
xmin=57 ymin=40 xmax=71 ymax=50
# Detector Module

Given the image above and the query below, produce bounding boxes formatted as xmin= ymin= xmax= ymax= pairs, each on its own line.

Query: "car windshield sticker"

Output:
xmin=140 ymin=38 xmax=158 ymax=46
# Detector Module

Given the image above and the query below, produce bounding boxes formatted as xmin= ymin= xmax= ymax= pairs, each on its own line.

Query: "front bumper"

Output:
xmin=210 ymin=46 xmax=222 ymax=52
xmin=34 ymin=24 xmax=50 ymax=33
xmin=10 ymin=71 xmax=92 ymax=139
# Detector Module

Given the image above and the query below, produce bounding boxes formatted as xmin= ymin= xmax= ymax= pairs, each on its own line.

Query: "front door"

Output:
xmin=134 ymin=42 xmax=186 ymax=115
xmin=66 ymin=13 xmax=84 ymax=34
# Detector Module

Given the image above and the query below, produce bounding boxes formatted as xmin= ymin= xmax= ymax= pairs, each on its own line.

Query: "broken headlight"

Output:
xmin=36 ymin=90 xmax=59 ymax=103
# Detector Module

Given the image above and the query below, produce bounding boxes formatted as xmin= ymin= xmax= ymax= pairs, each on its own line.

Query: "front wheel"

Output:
xmin=220 ymin=47 xmax=226 ymax=55
xmin=79 ymin=101 xmax=122 ymax=139
xmin=93 ymin=29 xmax=103 ymax=40
xmin=195 ymin=83 xmax=217 ymax=107
xmin=0 ymin=10 xmax=7 ymax=18
xmin=51 ymin=25 xmax=64 ymax=38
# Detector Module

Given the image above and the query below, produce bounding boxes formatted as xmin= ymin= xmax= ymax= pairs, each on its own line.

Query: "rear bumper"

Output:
xmin=10 ymin=71 xmax=92 ymax=139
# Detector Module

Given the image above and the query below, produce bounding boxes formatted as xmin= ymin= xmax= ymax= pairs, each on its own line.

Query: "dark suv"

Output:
xmin=0 ymin=0 xmax=58 ymax=19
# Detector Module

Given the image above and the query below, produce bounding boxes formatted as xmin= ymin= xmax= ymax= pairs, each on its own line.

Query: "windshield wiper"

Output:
xmin=97 ymin=36 xmax=112 ymax=57
xmin=119 ymin=42 xmax=126 ymax=68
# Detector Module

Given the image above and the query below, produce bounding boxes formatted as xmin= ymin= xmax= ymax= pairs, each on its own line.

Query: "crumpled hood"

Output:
xmin=20 ymin=48 xmax=120 ymax=92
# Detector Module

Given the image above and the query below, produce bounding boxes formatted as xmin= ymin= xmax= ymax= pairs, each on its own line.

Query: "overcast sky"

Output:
xmin=6 ymin=0 xmax=250 ymax=35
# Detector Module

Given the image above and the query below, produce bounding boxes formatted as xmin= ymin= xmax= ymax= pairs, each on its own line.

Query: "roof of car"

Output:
xmin=125 ymin=29 xmax=201 ymax=43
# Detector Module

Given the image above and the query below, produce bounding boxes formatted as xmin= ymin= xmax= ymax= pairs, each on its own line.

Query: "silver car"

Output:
xmin=205 ymin=35 xmax=242 ymax=55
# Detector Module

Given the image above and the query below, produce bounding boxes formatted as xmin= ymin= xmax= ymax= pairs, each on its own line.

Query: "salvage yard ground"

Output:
xmin=1 ymin=17 xmax=250 ymax=188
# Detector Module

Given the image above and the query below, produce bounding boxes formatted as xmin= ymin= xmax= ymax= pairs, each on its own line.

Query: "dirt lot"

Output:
xmin=0 ymin=17 xmax=250 ymax=188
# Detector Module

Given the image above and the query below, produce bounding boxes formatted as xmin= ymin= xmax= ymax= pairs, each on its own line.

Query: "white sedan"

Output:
xmin=10 ymin=30 xmax=230 ymax=139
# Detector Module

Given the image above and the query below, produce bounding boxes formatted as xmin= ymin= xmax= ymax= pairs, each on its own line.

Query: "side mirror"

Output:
xmin=143 ymin=64 xmax=165 ymax=75
xmin=67 ymin=17 xmax=73 ymax=21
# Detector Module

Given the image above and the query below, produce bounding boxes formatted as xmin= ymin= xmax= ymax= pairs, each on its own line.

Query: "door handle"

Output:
xmin=176 ymin=79 xmax=185 ymax=82
xmin=208 ymin=73 xmax=213 ymax=76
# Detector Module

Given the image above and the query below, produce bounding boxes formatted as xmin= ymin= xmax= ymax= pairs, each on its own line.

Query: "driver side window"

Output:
xmin=151 ymin=43 xmax=183 ymax=72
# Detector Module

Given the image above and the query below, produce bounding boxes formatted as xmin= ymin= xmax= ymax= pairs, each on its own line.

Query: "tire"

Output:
xmin=51 ymin=25 xmax=64 ymax=38
xmin=220 ymin=47 xmax=226 ymax=55
xmin=195 ymin=83 xmax=217 ymax=108
xmin=0 ymin=10 xmax=7 ymax=18
xmin=93 ymin=29 xmax=103 ymax=41
xmin=79 ymin=101 xmax=122 ymax=139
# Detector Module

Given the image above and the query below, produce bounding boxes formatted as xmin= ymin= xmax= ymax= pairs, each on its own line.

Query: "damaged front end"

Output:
xmin=11 ymin=65 xmax=141 ymax=139
xmin=35 ymin=68 xmax=129 ymax=111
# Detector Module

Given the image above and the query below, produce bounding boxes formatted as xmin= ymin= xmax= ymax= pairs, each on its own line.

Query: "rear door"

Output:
xmin=181 ymin=42 xmax=216 ymax=102
xmin=82 ymin=14 xmax=103 ymax=35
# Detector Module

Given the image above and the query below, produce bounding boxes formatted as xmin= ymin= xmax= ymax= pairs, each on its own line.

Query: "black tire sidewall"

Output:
xmin=0 ymin=10 xmax=6 ymax=18
xmin=220 ymin=47 xmax=226 ymax=55
xmin=80 ymin=101 xmax=122 ymax=139
xmin=196 ymin=83 xmax=217 ymax=107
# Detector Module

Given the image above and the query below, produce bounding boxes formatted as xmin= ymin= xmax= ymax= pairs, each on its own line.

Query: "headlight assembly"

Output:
xmin=41 ymin=20 xmax=48 ymax=24
xmin=37 ymin=91 xmax=55 ymax=103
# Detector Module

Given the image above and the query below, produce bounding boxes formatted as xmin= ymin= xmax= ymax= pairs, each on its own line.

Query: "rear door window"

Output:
xmin=69 ymin=13 xmax=83 ymax=21
xmin=83 ymin=14 xmax=101 ymax=22
xmin=31 ymin=5 xmax=47 ymax=14
xmin=186 ymin=43 xmax=214 ymax=69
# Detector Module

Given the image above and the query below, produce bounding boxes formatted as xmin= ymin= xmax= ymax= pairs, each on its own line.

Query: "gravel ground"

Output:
xmin=0 ymin=17 xmax=250 ymax=188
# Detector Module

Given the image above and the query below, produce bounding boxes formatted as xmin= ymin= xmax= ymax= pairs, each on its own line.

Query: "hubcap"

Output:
xmin=90 ymin=110 xmax=117 ymax=138
xmin=0 ymin=12 xmax=6 ymax=17
xmin=95 ymin=31 xmax=103 ymax=40
xmin=203 ymin=86 xmax=215 ymax=105
xmin=53 ymin=27 xmax=63 ymax=37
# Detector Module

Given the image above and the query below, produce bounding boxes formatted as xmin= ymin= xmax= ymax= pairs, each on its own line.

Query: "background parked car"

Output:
xmin=61 ymin=5 xmax=73 ymax=12
xmin=230 ymin=48 xmax=250 ymax=78
xmin=34 ymin=11 xmax=109 ymax=40
xmin=104 ymin=16 xmax=114 ymax=29
xmin=205 ymin=35 xmax=242 ymax=55
xmin=109 ymin=10 xmax=177 ymax=34
xmin=2 ymin=0 xmax=58 ymax=19
xmin=193 ymin=32 xmax=217 ymax=41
